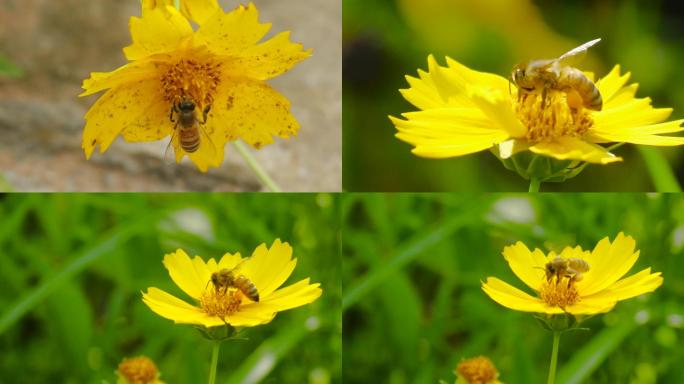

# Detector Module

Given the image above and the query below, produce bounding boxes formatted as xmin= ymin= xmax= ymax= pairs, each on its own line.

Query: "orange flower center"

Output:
xmin=514 ymin=90 xmax=594 ymax=142
xmin=117 ymin=356 xmax=159 ymax=384
xmin=160 ymin=54 xmax=222 ymax=110
xmin=200 ymin=289 xmax=242 ymax=318
xmin=539 ymin=278 xmax=581 ymax=308
xmin=456 ymin=356 xmax=499 ymax=384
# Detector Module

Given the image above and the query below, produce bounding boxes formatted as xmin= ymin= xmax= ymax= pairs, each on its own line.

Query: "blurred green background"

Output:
xmin=343 ymin=0 xmax=684 ymax=191
xmin=0 ymin=193 xmax=341 ymax=384
xmin=342 ymin=193 xmax=684 ymax=383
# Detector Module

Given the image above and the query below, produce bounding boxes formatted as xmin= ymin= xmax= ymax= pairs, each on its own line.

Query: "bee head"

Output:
xmin=178 ymin=100 xmax=196 ymax=112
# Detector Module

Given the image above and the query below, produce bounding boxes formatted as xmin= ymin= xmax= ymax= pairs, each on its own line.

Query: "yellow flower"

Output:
xmin=455 ymin=356 xmax=502 ymax=384
xmin=482 ymin=233 xmax=662 ymax=315
xmin=391 ymin=56 xmax=684 ymax=165
xmin=116 ymin=356 xmax=165 ymax=384
xmin=142 ymin=239 xmax=322 ymax=327
xmin=81 ymin=3 xmax=311 ymax=172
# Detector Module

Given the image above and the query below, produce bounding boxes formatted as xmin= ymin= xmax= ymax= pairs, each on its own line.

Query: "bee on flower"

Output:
xmin=80 ymin=1 xmax=310 ymax=172
xmin=391 ymin=40 xmax=684 ymax=187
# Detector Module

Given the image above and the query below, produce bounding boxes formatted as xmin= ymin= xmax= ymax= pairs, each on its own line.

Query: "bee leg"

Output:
xmin=169 ymin=105 xmax=175 ymax=123
xmin=202 ymin=105 xmax=211 ymax=124
xmin=541 ymin=87 xmax=548 ymax=108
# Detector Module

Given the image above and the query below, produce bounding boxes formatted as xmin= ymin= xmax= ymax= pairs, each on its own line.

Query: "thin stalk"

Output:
xmin=529 ymin=178 xmax=542 ymax=192
xmin=232 ymin=141 xmax=281 ymax=192
xmin=208 ymin=341 xmax=221 ymax=384
xmin=174 ymin=0 xmax=181 ymax=9
xmin=547 ymin=331 xmax=561 ymax=384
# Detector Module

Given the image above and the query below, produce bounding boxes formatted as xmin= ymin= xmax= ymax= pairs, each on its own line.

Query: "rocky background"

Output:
xmin=0 ymin=0 xmax=341 ymax=191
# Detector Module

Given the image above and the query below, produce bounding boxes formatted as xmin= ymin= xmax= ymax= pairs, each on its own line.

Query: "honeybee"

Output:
xmin=208 ymin=261 xmax=260 ymax=302
xmin=511 ymin=38 xmax=603 ymax=111
xmin=164 ymin=95 xmax=216 ymax=161
xmin=544 ymin=256 xmax=590 ymax=286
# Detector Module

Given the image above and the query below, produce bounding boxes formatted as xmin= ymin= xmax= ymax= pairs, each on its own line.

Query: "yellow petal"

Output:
xmin=399 ymin=72 xmax=446 ymax=110
xmin=142 ymin=287 xmax=208 ymax=324
xmin=124 ymin=6 xmax=193 ymax=60
xmin=226 ymin=308 xmax=276 ymax=327
xmin=594 ymin=98 xmax=673 ymax=132
xmin=481 ymin=277 xmax=561 ymax=314
xmin=251 ymin=278 xmax=322 ymax=312
xmin=468 ymin=91 xmax=527 ymax=137
xmin=217 ymin=252 xmax=244 ymax=271
xmin=162 ymin=249 xmax=209 ymax=300
xmin=586 ymin=268 xmax=663 ymax=302
xmin=228 ymin=31 xmax=312 ymax=81
xmin=529 ymin=136 xmax=621 ymax=164
xmin=241 ymin=240 xmax=297 ymax=298
xmin=595 ymin=65 xmax=631 ymax=103
xmin=564 ymin=296 xmax=617 ymax=315
xmin=390 ymin=107 xmax=512 ymax=158
xmin=82 ymin=78 xmax=162 ymax=159
xmin=588 ymin=120 xmax=684 ymax=146
xmin=179 ymin=0 xmax=220 ymax=25
xmin=502 ymin=242 xmax=546 ymax=292
xmin=579 ymin=233 xmax=640 ymax=296
xmin=80 ymin=60 xmax=158 ymax=97
xmin=195 ymin=3 xmax=271 ymax=56
xmin=212 ymin=76 xmax=299 ymax=149
xmin=120 ymin=89 xmax=174 ymax=143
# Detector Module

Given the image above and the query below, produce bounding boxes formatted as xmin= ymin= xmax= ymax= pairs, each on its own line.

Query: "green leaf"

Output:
xmin=639 ymin=147 xmax=682 ymax=192
xmin=0 ymin=53 xmax=22 ymax=78
xmin=225 ymin=317 xmax=319 ymax=384
xmin=343 ymin=215 xmax=474 ymax=311
xmin=0 ymin=218 xmax=151 ymax=335
xmin=555 ymin=316 xmax=637 ymax=384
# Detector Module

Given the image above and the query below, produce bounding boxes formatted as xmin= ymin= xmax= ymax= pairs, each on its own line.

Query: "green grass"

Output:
xmin=0 ymin=193 xmax=341 ymax=383
xmin=342 ymin=193 xmax=684 ymax=383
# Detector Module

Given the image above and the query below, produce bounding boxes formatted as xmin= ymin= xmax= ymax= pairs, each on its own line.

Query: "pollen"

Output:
xmin=117 ymin=356 xmax=159 ymax=384
xmin=199 ymin=289 xmax=243 ymax=318
xmin=160 ymin=53 xmax=222 ymax=109
xmin=515 ymin=90 xmax=594 ymax=142
xmin=539 ymin=278 xmax=581 ymax=309
xmin=456 ymin=356 xmax=499 ymax=384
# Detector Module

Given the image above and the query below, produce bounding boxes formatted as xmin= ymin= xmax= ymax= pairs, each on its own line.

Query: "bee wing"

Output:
xmin=197 ymin=123 xmax=218 ymax=160
xmin=556 ymin=38 xmax=601 ymax=63
xmin=230 ymin=258 xmax=249 ymax=273
xmin=163 ymin=124 xmax=179 ymax=165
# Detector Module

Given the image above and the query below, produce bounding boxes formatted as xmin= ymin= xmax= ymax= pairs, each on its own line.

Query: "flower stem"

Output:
xmin=232 ymin=141 xmax=282 ymax=192
xmin=208 ymin=340 xmax=221 ymax=384
xmin=174 ymin=0 xmax=180 ymax=9
xmin=547 ymin=331 xmax=561 ymax=384
xmin=528 ymin=178 xmax=541 ymax=192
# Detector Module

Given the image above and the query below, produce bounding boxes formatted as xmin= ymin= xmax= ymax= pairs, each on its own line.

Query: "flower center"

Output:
xmin=456 ymin=356 xmax=499 ymax=384
xmin=514 ymin=90 xmax=594 ymax=142
xmin=199 ymin=289 xmax=243 ymax=318
xmin=539 ymin=278 xmax=581 ymax=308
xmin=117 ymin=356 xmax=159 ymax=384
xmin=160 ymin=56 xmax=222 ymax=108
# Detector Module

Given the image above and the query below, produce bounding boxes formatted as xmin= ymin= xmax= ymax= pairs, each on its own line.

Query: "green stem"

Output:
xmin=547 ymin=331 xmax=561 ymax=384
xmin=638 ymin=146 xmax=682 ymax=192
xmin=174 ymin=0 xmax=181 ymax=9
xmin=208 ymin=340 xmax=221 ymax=384
xmin=529 ymin=178 xmax=542 ymax=192
xmin=232 ymin=141 xmax=282 ymax=192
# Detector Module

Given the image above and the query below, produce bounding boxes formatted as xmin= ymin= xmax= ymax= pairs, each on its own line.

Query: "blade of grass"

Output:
xmin=342 ymin=215 xmax=474 ymax=311
xmin=555 ymin=315 xmax=637 ymax=384
xmin=639 ymin=147 xmax=682 ymax=192
xmin=0 ymin=217 xmax=152 ymax=335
